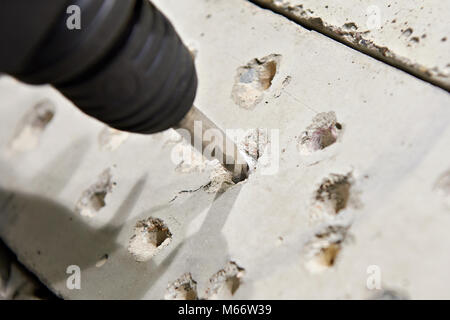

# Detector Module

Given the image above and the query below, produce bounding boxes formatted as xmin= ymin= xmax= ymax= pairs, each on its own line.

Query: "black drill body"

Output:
xmin=0 ymin=0 xmax=197 ymax=134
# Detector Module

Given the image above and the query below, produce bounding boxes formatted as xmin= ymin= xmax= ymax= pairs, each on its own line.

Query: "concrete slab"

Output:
xmin=254 ymin=0 xmax=450 ymax=90
xmin=0 ymin=0 xmax=449 ymax=299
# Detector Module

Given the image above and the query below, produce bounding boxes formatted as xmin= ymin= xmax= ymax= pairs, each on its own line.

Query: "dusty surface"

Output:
xmin=255 ymin=0 xmax=450 ymax=90
xmin=0 ymin=0 xmax=449 ymax=299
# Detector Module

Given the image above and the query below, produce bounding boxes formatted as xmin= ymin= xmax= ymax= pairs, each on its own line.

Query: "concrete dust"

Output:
xmin=205 ymin=261 xmax=245 ymax=299
xmin=128 ymin=217 xmax=172 ymax=262
xmin=75 ymin=168 xmax=114 ymax=218
xmin=165 ymin=273 xmax=198 ymax=300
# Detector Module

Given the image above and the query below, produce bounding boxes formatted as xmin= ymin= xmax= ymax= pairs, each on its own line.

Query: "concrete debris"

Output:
xmin=165 ymin=273 xmax=198 ymax=300
xmin=128 ymin=218 xmax=172 ymax=262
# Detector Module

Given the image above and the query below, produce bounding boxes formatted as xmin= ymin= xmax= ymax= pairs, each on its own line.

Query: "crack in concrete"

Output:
xmin=249 ymin=0 xmax=450 ymax=92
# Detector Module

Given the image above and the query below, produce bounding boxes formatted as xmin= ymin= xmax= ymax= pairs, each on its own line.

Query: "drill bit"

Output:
xmin=176 ymin=106 xmax=249 ymax=182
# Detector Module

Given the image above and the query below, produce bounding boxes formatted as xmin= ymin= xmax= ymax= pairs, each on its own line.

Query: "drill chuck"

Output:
xmin=0 ymin=0 xmax=197 ymax=134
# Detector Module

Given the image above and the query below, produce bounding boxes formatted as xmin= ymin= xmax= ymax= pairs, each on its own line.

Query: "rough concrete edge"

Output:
xmin=250 ymin=0 xmax=450 ymax=92
xmin=0 ymin=238 xmax=58 ymax=300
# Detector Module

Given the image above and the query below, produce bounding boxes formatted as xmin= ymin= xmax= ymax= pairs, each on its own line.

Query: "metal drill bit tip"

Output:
xmin=176 ymin=106 xmax=249 ymax=182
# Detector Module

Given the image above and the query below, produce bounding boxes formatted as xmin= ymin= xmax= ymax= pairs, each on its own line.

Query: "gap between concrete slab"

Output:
xmin=249 ymin=0 xmax=450 ymax=93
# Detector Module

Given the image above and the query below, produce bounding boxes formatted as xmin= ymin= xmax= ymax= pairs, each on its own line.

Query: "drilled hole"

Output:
xmin=205 ymin=261 xmax=245 ymax=299
xmin=128 ymin=217 xmax=172 ymax=262
xmin=298 ymin=111 xmax=341 ymax=155
xmin=9 ymin=99 xmax=55 ymax=152
xmin=315 ymin=173 xmax=352 ymax=215
xmin=232 ymin=54 xmax=281 ymax=109
xmin=75 ymin=169 xmax=114 ymax=217
xmin=304 ymin=225 xmax=349 ymax=274
xmin=165 ymin=273 xmax=198 ymax=300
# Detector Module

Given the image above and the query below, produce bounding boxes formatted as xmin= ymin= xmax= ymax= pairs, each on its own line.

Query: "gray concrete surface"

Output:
xmin=0 ymin=0 xmax=449 ymax=299
xmin=255 ymin=0 xmax=450 ymax=90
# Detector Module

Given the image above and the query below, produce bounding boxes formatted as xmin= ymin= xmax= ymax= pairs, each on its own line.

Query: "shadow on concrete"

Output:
xmin=0 ymin=140 xmax=245 ymax=299
xmin=151 ymin=184 xmax=244 ymax=297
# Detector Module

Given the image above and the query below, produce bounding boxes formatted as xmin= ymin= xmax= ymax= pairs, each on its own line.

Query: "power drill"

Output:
xmin=0 ymin=0 xmax=197 ymax=134
xmin=0 ymin=0 xmax=249 ymax=179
